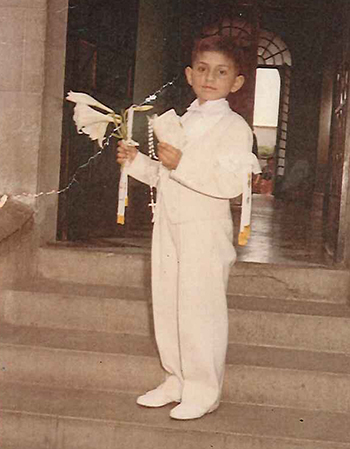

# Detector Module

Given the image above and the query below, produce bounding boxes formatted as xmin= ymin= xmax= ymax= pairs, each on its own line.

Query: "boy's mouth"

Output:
xmin=202 ymin=85 xmax=216 ymax=90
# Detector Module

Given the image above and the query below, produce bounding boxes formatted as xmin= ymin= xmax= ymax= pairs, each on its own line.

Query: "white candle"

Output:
xmin=127 ymin=106 xmax=134 ymax=142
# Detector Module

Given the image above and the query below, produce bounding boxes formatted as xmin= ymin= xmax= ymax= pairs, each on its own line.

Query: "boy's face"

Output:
xmin=185 ymin=51 xmax=244 ymax=104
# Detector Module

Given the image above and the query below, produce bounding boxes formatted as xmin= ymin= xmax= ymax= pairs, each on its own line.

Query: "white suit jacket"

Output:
xmin=128 ymin=99 xmax=255 ymax=224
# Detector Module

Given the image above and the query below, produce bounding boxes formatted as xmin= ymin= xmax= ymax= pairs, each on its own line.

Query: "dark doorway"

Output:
xmin=57 ymin=0 xmax=139 ymax=241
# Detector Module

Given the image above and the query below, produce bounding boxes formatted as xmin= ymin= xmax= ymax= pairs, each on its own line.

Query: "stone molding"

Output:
xmin=0 ymin=196 xmax=34 ymax=243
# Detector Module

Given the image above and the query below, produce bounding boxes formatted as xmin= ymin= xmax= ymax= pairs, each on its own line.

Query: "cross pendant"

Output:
xmin=148 ymin=199 xmax=156 ymax=214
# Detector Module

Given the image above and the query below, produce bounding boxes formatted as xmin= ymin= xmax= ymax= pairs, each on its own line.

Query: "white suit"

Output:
xmin=128 ymin=98 xmax=254 ymax=412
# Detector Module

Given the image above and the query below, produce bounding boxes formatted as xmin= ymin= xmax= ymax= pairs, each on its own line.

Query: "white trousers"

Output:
xmin=151 ymin=205 xmax=236 ymax=410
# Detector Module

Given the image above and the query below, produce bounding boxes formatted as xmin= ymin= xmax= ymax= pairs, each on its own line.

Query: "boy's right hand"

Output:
xmin=117 ymin=140 xmax=138 ymax=165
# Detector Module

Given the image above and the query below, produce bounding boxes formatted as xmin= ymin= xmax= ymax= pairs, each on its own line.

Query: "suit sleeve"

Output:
xmin=127 ymin=151 xmax=160 ymax=187
xmin=170 ymin=119 xmax=258 ymax=199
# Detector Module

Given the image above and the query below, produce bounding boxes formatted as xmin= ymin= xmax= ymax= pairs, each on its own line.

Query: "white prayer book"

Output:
xmin=150 ymin=109 xmax=187 ymax=149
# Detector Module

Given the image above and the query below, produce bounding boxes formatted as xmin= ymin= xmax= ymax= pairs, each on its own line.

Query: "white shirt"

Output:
xmin=181 ymin=99 xmax=232 ymax=141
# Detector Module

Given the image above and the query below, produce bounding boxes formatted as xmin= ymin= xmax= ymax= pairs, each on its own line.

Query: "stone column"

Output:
xmin=0 ymin=0 xmax=69 ymax=244
xmin=36 ymin=0 xmax=69 ymax=243
xmin=0 ymin=0 xmax=48 ymax=197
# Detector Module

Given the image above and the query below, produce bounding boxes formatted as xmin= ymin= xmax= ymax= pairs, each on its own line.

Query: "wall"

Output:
xmin=132 ymin=0 xmax=175 ymax=143
xmin=0 ymin=198 xmax=37 ymax=288
xmin=0 ymin=0 xmax=68 ymax=244
xmin=133 ymin=0 xmax=172 ymax=107
xmin=315 ymin=63 xmax=333 ymax=193
xmin=0 ymin=0 xmax=69 ymax=288
xmin=0 ymin=0 xmax=47 ymax=282
xmin=125 ymin=0 xmax=175 ymax=231
xmin=0 ymin=0 xmax=47 ymax=198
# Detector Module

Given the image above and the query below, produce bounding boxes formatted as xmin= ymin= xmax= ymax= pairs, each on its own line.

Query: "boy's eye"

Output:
xmin=196 ymin=65 xmax=206 ymax=73
xmin=219 ymin=70 xmax=227 ymax=76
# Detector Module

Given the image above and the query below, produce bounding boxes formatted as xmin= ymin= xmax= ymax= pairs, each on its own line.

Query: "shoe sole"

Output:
xmin=137 ymin=399 xmax=181 ymax=408
xmin=170 ymin=404 xmax=219 ymax=420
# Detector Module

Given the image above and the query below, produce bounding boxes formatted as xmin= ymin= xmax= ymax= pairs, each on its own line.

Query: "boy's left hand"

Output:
xmin=158 ymin=142 xmax=182 ymax=170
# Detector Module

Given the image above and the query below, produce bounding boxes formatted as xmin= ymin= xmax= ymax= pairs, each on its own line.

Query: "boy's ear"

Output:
xmin=231 ymin=75 xmax=245 ymax=93
xmin=185 ymin=66 xmax=193 ymax=86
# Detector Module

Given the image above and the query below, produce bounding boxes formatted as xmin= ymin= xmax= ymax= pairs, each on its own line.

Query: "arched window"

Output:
xmin=258 ymin=30 xmax=292 ymax=66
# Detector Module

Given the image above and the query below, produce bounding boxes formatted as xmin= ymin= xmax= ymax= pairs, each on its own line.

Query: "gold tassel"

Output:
xmin=238 ymin=225 xmax=251 ymax=246
xmin=117 ymin=215 xmax=125 ymax=225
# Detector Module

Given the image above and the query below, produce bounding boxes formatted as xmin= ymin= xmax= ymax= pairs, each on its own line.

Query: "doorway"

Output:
xmin=57 ymin=0 xmax=139 ymax=242
xmin=253 ymin=67 xmax=281 ymax=194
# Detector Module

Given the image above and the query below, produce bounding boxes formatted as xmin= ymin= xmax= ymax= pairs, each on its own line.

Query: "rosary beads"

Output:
xmin=147 ymin=117 xmax=158 ymax=221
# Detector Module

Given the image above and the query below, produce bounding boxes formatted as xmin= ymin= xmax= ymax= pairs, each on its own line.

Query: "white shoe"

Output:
xmin=136 ymin=388 xmax=181 ymax=408
xmin=170 ymin=402 xmax=218 ymax=420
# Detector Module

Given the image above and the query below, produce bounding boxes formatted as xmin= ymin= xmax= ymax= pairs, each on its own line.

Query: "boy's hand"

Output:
xmin=117 ymin=140 xmax=138 ymax=165
xmin=158 ymin=142 xmax=182 ymax=170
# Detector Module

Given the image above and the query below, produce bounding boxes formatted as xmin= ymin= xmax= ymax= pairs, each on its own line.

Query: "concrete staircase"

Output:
xmin=1 ymin=244 xmax=350 ymax=449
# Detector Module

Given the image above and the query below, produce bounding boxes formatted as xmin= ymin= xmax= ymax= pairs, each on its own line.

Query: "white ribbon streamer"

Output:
xmin=239 ymin=155 xmax=261 ymax=246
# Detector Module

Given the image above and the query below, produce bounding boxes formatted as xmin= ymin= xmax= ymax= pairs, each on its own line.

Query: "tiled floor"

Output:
xmin=79 ymin=194 xmax=331 ymax=267
xmin=235 ymin=194 xmax=331 ymax=266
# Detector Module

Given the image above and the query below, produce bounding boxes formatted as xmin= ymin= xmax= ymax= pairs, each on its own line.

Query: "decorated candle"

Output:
xmin=127 ymin=106 xmax=134 ymax=143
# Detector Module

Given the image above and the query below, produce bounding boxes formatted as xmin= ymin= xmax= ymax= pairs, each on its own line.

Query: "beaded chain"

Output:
xmin=147 ymin=117 xmax=158 ymax=221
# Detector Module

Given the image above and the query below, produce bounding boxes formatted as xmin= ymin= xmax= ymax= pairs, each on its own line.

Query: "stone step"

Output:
xmin=37 ymin=245 xmax=350 ymax=303
xmin=1 ymin=280 xmax=151 ymax=336
xmin=1 ymin=382 xmax=350 ymax=449
xmin=37 ymin=245 xmax=152 ymax=288
xmin=228 ymin=296 xmax=350 ymax=353
xmin=228 ymin=261 xmax=350 ymax=303
xmin=3 ymin=280 xmax=350 ymax=353
xmin=1 ymin=323 xmax=350 ymax=413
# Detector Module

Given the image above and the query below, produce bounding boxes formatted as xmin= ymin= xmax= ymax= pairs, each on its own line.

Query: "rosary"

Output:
xmin=147 ymin=117 xmax=158 ymax=221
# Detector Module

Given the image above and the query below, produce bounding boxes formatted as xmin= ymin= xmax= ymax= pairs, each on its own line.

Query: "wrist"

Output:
xmin=130 ymin=148 xmax=138 ymax=162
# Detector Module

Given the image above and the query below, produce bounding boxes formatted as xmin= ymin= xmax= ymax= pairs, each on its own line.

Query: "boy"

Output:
xmin=117 ymin=35 xmax=258 ymax=420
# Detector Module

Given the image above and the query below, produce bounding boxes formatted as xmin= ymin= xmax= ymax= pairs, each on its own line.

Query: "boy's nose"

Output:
xmin=205 ymin=69 xmax=215 ymax=82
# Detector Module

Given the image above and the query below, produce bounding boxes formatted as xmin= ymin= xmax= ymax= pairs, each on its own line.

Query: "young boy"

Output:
xmin=117 ymin=35 xmax=258 ymax=420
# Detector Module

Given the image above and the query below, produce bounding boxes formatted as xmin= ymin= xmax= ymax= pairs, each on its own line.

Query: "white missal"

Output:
xmin=150 ymin=109 xmax=187 ymax=149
